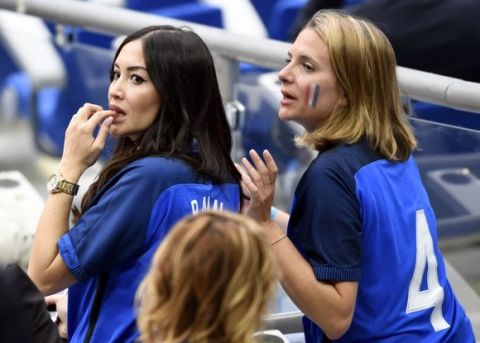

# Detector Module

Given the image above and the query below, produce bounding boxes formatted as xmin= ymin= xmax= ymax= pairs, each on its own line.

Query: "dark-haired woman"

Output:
xmin=27 ymin=25 xmax=241 ymax=343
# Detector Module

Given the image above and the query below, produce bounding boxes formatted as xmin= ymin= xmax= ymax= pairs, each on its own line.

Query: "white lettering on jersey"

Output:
xmin=191 ymin=196 xmax=224 ymax=214
xmin=406 ymin=209 xmax=450 ymax=332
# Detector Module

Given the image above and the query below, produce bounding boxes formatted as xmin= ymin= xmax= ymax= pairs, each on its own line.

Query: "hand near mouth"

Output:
xmin=109 ymin=104 xmax=126 ymax=116
xmin=59 ymin=103 xmax=115 ymax=181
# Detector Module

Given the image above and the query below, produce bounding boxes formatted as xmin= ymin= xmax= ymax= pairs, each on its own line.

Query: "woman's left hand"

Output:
xmin=45 ymin=291 xmax=68 ymax=339
xmin=236 ymin=149 xmax=278 ymax=223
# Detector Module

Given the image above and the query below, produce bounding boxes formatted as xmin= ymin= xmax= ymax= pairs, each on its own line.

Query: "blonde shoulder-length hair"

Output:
xmin=136 ymin=211 xmax=279 ymax=343
xmin=298 ymin=10 xmax=417 ymax=162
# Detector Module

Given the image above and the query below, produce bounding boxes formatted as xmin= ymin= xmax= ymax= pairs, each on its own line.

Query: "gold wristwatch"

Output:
xmin=46 ymin=172 xmax=79 ymax=196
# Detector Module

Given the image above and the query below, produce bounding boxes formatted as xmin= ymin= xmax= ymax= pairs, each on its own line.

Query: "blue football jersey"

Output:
xmin=58 ymin=156 xmax=240 ymax=343
xmin=288 ymin=141 xmax=475 ymax=342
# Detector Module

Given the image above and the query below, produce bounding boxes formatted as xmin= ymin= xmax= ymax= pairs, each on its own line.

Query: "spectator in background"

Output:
xmin=292 ymin=0 xmax=480 ymax=82
xmin=27 ymin=25 xmax=241 ymax=343
xmin=45 ymin=291 xmax=68 ymax=340
xmin=0 ymin=264 xmax=64 ymax=343
xmin=239 ymin=10 xmax=475 ymax=342
xmin=136 ymin=211 xmax=279 ymax=343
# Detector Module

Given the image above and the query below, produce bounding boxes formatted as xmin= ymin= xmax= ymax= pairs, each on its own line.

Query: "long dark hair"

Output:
xmin=74 ymin=25 xmax=241 ymax=220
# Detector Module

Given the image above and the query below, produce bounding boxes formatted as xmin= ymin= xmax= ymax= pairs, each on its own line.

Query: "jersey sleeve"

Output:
xmin=58 ymin=161 xmax=166 ymax=281
xmin=289 ymin=152 xmax=362 ymax=282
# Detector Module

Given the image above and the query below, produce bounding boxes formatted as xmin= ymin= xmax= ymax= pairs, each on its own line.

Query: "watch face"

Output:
xmin=46 ymin=174 xmax=60 ymax=192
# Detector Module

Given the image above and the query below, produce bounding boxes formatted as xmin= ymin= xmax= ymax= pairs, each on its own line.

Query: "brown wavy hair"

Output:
xmin=297 ymin=10 xmax=417 ymax=161
xmin=73 ymin=26 xmax=242 ymax=221
xmin=136 ymin=211 xmax=279 ymax=343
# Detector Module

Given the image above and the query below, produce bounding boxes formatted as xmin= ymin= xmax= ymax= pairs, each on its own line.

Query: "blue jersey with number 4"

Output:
xmin=288 ymin=141 xmax=475 ymax=342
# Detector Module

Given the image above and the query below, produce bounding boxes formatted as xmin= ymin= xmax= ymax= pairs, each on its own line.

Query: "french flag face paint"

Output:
xmin=304 ymin=84 xmax=321 ymax=108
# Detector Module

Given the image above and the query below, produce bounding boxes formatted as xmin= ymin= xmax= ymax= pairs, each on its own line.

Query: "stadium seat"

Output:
xmin=249 ymin=0 xmax=276 ymax=31
xmin=1 ymin=72 xmax=32 ymax=119
xmin=411 ymin=100 xmax=480 ymax=131
xmin=0 ymin=42 xmax=24 ymax=120
xmin=250 ymin=0 xmax=368 ymax=41
xmin=126 ymin=0 xmax=194 ymax=12
xmin=148 ymin=3 xmax=224 ymax=28
xmin=0 ymin=11 xmax=66 ymax=143
xmin=0 ymin=42 xmax=19 ymax=88
xmin=267 ymin=0 xmax=308 ymax=41
xmin=75 ymin=29 xmax=116 ymax=49
xmin=35 ymin=44 xmax=113 ymax=156
xmin=70 ymin=2 xmax=225 ymax=49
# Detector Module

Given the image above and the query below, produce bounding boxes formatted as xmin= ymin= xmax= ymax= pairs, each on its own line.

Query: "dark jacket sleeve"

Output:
xmin=351 ymin=0 xmax=480 ymax=82
xmin=0 ymin=264 xmax=63 ymax=343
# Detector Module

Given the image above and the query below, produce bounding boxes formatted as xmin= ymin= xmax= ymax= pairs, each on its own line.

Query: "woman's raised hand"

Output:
xmin=59 ymin=103 xmax=114 ymax=179
xmin=236 ymin=149 xmax=278 ymax=223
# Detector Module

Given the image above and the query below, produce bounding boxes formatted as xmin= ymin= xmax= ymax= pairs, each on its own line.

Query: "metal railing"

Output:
xmin=1 ymin=0 xmax=480 ymax=113
xmin=1 ymin=0 xmax=480 ymax=338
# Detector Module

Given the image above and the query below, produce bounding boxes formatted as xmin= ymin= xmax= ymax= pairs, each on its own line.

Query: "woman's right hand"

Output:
xmin=236 ymin=149 xmax=278 ymax=224
xmin=59 ymin=103 xmax=114 ymax=180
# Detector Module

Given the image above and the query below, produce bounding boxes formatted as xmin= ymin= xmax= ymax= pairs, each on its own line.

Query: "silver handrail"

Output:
xmin=263 ymin=311 xmax=304 ymax=334
xmin=1 ymin=0 xmax=480 ymax=113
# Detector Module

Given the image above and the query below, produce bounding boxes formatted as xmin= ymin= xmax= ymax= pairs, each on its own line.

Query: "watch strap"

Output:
xmin=48 ymin=172 xmax=79 ymax=196
xmin=58 ymin=179 xmax=80 ymax=196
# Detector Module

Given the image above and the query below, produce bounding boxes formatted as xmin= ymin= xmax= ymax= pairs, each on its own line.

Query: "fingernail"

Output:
xmin=103 ymin=117 xmax=113 ymax=126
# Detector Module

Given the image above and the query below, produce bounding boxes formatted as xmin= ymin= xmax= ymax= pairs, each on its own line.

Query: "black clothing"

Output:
xmin=0 ymin=264 xmax=62 ymax=343
xmin=293 ymin=0 xmax=480 ymax=82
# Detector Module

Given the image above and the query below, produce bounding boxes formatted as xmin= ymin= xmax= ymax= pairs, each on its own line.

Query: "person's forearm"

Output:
xmin=28 ymin=166 xmax=82 ymax=293
xmin=29 ymin=104 xmax=112 ymax=294
xmin=266 ymin=221 xmax=356 ymax=340
xmin=28 ymin=192 xmax=73 ymax=289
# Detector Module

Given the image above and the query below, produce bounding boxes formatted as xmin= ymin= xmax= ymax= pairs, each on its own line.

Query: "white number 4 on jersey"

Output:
xmin=406 ymin=209 xmax=450 ymax=332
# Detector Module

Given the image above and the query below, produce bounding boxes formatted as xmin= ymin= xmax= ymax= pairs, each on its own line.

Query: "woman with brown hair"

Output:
xmin=136 ymin=211 xmax=279 ymax=343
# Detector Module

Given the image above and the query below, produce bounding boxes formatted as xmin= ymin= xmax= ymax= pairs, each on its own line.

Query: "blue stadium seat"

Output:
xmin=126 ymin=0 xmax=194 ymax=12
xmin=42 ymin=21 xmax=113 ymax=50
xmin=249 ymin=0 xmax=275 ymax=30
xmin=250 ymin=0 xmax=368 ymax=41
xmin=75 ymin=29 xmax=116 ymax=49
xmin=235 ymin=72 xmax=312 ymax=173
xmin=0 ymin=43 xmax=28 ymax=120
xmin=148 ymin=3 xmax=224 ymax=28
xmin=0 ymin=42 xmax=19 ymax=88
xmin=68 ymin=2 xmax=225 ymax=49
xmin=411 ymin=100 xmax=480 ymax=131
xmin=34 ymin=44 xmax=113 ymax=156
xmin=2 ymin=72 xmax=32 ymax=119
xmin=267 ymin=0 xmax=308 ymax=41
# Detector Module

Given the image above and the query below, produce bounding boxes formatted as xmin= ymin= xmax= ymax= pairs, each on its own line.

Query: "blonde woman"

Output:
xmin=238 ymin=10 xmax=476 ymax=343
xmin=136 ymin=211 xmax=279 ymax=343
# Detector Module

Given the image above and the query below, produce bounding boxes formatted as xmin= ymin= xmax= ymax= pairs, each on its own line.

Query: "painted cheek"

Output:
xmin=304 ymin=84 xmax=321 ymax=108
